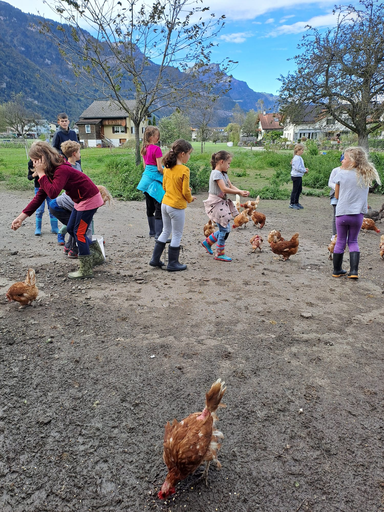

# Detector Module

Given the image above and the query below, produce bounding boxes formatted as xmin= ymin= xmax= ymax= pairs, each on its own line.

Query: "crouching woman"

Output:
xmin=11 ymin=141 xmax=104 ymax=279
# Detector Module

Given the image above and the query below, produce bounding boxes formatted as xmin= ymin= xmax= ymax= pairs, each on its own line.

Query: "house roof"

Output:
xmin=79 ymin=100 xmax=136 ymax=119
xmin=259 ymin=113 xmax=283 ymax=130
xmin=76 ymin=118 xmax=102 ymax=125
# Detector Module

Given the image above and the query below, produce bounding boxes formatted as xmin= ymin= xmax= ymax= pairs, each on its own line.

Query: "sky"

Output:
xmin=6 ymin=0 xmax=358 ymax=96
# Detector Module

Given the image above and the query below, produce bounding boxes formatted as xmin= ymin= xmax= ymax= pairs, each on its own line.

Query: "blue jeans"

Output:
xmin=214 ymin=223 xmax=231 ymax=245
xmin=35 ymin=187 xmax=55 ymax=219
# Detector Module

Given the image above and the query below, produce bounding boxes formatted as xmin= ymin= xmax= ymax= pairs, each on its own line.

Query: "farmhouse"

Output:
xmin=283 ymin=108 xmax=349 ymax=142
xmin=76 ymin=100 xmax=148 ymax=147
xmin=257 ymin=113 xmax=283 ymax=140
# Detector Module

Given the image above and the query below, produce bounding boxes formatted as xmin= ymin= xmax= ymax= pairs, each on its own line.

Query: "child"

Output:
xmin=137 ymin=126 xmax=165 ymax=239
xmin=328 ymin=165 xmax=341 ymax=240
xmin=51 ymin=113 xmax=79 ymax=155
xmin=48 ymin=141 xmax=93 ymax=260
xmin=11 ymin=141 xmax=104 ymax=279
xmin=201 ymin=151 xmax=249 ymax=261
xmin=289 ymin=143 xmax=308 ymax=210
xmin=149 ymin=139 xmax=195 ymax=271
xmin=332 ymin=146 xmax=381 ymax=279
xmin=27 ymin=159 xmax=59 ymax=236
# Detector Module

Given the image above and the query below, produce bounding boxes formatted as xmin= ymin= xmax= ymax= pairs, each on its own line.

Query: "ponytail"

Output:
xmin=163 ymin=139 xmax=193 ymax=168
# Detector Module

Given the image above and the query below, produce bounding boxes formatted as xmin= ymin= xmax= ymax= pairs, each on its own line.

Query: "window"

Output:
xmin=142 ymin=127 xmax=145 ymax=134
xmin=131 ymin=126 xmax=134 ymax=134
xmin=326 ymin=118 xmax=335 ymax=126
xmin=85 ymin=125 xmax=91 ymax=134
xmin=112 ymin=125 xmax=126 ymax=134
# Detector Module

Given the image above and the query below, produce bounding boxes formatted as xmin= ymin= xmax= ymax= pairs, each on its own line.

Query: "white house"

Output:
xmin=283 ymin=108 xmax=349 ymax=142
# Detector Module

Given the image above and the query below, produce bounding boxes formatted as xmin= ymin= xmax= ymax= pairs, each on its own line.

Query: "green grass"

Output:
xmin=1 ymin=143 xmax=382 ymax=199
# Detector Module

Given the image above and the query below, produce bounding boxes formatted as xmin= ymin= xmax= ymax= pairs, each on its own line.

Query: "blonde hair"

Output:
xmin=141 ymin=126 xmax=160 ymax=156
xmin=29 ymin=141 xmax=64 ymax=180
xmin=344 ymin=146 xmax=381 ymax=188
xmin=61 ymin=140 xmax=80 ymax=158
xmin=294 ymin=143 xmax=304 ymax=155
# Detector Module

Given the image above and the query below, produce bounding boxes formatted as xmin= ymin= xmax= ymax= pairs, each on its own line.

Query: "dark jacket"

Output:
xmin=27 ymin=159 xmax=39 ymax=188
xmin=51 ymin=127 xmax=78 ymax=154
xmin=23 ymin=163 xmax=99 ymax=217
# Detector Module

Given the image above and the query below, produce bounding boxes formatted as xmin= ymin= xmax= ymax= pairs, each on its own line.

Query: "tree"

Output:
xmin=158 ymin=111 xmax=191 ymax=145
xmin=2 ymin=94 xmax=36 ymax=138
xmin=189 ymin=94 xmax=217 ymax=153
xmin=231 ymin=104 xmax=245 ymax=127
xmin=242 ymin=109 xmax=258 ymax=137
xmin=41 ymin=0 xmax=230 ymax=164
xmin=278 ymin=0 xmax=384 ymax=150
xmin=226 ymin=123 xmax=241 ymax=146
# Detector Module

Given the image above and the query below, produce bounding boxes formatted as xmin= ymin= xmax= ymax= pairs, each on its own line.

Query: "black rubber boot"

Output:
xmin=348 ymin=252 xmax=360 ymax=279
xmin=332 ymin=253 xmax=347 ymax=277
xmin=148 ymin=216 xmax=156 ymax=237
xmin=149 ymin=241 xmax=165 ymax=267
xmin=167 ymin=246 xmax=187 ymax=271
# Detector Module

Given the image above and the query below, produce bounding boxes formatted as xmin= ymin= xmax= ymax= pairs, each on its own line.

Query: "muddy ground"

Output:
xmin=1 ymin=189 xmax=384 ymax=512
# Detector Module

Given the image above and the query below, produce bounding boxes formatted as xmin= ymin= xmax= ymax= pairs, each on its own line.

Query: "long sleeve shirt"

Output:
xmin=162 ymin=164 xmax=193 ymax=210
xmin=291 ymin=155 xmax=307 ymax=177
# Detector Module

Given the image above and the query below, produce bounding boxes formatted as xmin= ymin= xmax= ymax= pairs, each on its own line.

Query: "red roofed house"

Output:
xmin=257 ymin=113 xmax=283 ymax=140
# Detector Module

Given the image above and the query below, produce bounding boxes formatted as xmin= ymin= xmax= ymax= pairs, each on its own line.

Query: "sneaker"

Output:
xmin=63 ymin=247 xmax=70 ymax=255
xmin=289 ymin=204 xmax=294 ymax=209
xmin=292 ymin=204 xmax=301 ymax=210
xmin=68 ymin=250 xmax=78 ymax=259
xmin=297 ymin=203 xmax=304 ymax=209
xmin=57 ymin=233 xmax=65 ymax=245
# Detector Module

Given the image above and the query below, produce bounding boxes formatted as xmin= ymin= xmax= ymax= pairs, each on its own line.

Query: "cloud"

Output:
xmin=265 ymin=18 xmax=274 ymax=24
xmin=279 ymin=15 xmax=295 ymax=23
xmin=268 ymin=12 xmax=338 ymax=36
xmin=219 ymin=32 xmax=253 ymax=43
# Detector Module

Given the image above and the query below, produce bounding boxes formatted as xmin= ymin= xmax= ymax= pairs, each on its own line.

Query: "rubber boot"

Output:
xmin=90 ymin=242 xmax=105 ymax=266
xmin=214 ymin=244 xmax=232 ymax=262
xmin=201 ymin=233 xmax=217 ymax=255
xmin=348 ymin=252 xmax=360 ymax=279
xmin=68 ymin=255 xmax=94 ymax=279
xmin=50 ymin=217 xmax=59 ymax=234
xmin=148 ymin=216 xmax=156 ymax=238
xmin=150 ymin=241 xmax=166 ymax=267
xmin=35 ymin=216 xmax=42 ymax=236
xmin=59 ymin=225 xmax=67 ymax=236
xmin=332 ymin=253 xmax=347 ymax=278
xmin=167 ymin=246 xmax=187 ymax=271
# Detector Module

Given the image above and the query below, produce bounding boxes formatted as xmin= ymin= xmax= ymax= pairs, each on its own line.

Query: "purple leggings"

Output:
xmin=334 ymin=214 xmax=363 ymax=253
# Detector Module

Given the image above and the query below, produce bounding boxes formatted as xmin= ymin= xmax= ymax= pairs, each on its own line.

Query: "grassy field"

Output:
xmin=0 ymin=142 xmax=361 ymax=200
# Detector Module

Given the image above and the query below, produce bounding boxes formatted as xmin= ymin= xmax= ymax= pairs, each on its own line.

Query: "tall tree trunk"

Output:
xmin=358 ymin=132 xmax=369 ymax=153
xmin=134 ymin=120 xmax=141 ymax=166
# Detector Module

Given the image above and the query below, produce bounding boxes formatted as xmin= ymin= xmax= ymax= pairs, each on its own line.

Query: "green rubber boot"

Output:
xmin=68 ymin=255 xmax=94 ymax=279
xmin=90 ymin=242 xmax=105 ymax=267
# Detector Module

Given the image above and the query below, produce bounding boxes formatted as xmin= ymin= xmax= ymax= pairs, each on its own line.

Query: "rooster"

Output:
xmin=203 ymin=219 xmax=217 ymax=238
xmin=6 ymin=269 xmax=38 ymax=308
xmin=328 ymin=235 xmax=337 ymax=260
xmin=380 ymin=235 xmax=384 ymax=259
xmin=232 ymin=210 xmax=249 ymax=229
xmin=158 ymin=379 xmax=226 ymax=500
xmin=362 ymin=218 xmax=380 ymax=233
xmin=250 ymin=234 xmax=263 ymax=252
xmin=268 ymin=230 xmax=299 ymax=261
xmin=251 ymin=211 xmax=266 ymax=229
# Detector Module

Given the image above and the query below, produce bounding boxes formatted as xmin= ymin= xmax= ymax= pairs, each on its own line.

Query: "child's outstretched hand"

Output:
xmin=240 ymin=190 xmax=250 ymax=197
xmin=191 ymin=196 xmax=197 ymax=202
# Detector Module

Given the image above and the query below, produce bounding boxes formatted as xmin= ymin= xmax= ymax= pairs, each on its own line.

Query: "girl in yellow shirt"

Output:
xmin=149 ymin=139 xmax=196 ymax=271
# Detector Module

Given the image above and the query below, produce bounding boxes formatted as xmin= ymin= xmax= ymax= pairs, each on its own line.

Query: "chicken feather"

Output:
xmin=6 ymin=269 xmax=38 ymax=307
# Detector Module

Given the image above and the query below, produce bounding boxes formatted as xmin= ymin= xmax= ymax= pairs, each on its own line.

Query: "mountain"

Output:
xmin=0 ymin=1 xmax=278 ymax=126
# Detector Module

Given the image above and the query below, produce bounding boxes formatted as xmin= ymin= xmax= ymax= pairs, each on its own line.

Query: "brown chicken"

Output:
xmin=380 ymin=235 xmax=384 ymax=259
xmin=250 ymin=234 xmax=263 ymax=252
xmin=97 ymin=185 xmax=113 ymax=205
xmin=328 ymin=235 xmax=337 ymax=260
xmin=6 ymin=269 xmax=38 ymax=307
xmin=232 ymin=210 xmax=249 ymax=228
xmin=158 ymin=379 xmax=226 ymax=500
xmin=240 ymin=196 xmax=259 ymax=210
xmin=268 ymin=230 xmax=299 ymax=261
xmin=251 ymin=211 xmax=266 ymax=229
xmin=362 ymin=218 xmax=380 ymax=233
xmin=203 ymin=219 xmax=217 ymax=238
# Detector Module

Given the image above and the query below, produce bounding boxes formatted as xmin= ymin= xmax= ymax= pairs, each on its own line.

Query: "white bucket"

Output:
xmin=92 ymin=235 xmax=106 ymax=259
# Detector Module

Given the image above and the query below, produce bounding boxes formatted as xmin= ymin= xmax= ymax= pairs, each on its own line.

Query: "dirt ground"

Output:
xmin=1 ymin=189 xmax=384 ymax=512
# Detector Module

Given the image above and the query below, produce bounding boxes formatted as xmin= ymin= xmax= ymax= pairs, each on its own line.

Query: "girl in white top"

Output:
xmin=290 ymin=143 xmax=308 ymax=209
xmin=332 ymin=146 xmax=381 ymax=279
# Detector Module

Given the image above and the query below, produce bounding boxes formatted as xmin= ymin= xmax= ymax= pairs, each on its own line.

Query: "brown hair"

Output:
xmin=141 ymin=126 xmax=160 ymax=156
xmin=29 ymin=141 xmax=64 ymax=181
xmin=211 ymin=150 xmax=232 ymax=170
xmin=343 ymin=146 xmax=381 ymax=188
xmin=163 ymin=139 xmax=193 ymax=169
xmin=61 ymin=140 xmax=80 ymax=158
xmin=294 ymin=143 xmax=304 ymax=155
xmin=57 ymin=112 xmax=68 ymax=120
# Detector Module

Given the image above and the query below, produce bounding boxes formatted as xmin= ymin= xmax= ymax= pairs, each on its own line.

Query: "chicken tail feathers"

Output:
xmin=25 ymin=269 xmax=36 ymax=286
xmin=206 ymin=379 xmax=226 ymax=413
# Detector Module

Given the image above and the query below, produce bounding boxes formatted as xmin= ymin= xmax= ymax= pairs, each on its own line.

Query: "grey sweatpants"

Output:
xmin=158 ymin=204 xmax=185 ymax=247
